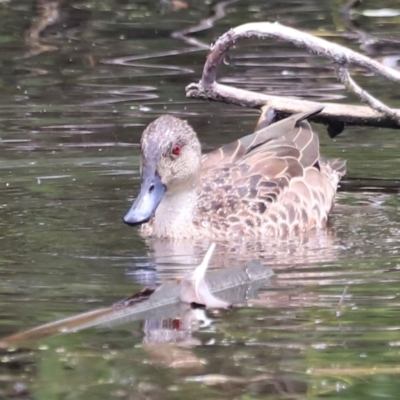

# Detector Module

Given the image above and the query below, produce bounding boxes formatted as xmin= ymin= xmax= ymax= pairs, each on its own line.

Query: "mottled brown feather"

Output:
xmin=194 ymin=108 xmax=344 ymax=238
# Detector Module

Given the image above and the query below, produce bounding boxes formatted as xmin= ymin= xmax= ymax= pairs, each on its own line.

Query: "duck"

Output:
xmin=123 ymin=107 xmax=346 ymax=240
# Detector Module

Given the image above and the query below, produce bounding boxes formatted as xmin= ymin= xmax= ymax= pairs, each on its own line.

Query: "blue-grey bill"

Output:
xmin=123 ymin=169 xmax=165 ymax=226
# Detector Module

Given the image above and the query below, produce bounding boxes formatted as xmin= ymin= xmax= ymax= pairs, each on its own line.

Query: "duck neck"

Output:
xmin=152 ymin=182 xmax=199 ymax=238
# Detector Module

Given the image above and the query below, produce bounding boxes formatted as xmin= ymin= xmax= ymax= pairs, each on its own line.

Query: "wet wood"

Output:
xmin=1 ymin=261 xmax=273 ymax=346
xmin=186 ymin=22 xmax=400 ymax=129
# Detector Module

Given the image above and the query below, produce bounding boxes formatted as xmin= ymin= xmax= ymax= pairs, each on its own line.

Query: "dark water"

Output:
xmin=1 ymin=0 xmax=400 ymax=398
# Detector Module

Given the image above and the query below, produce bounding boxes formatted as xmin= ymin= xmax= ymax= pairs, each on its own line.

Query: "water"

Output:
xmin=0 ymin=0 xmax=400 ymax=398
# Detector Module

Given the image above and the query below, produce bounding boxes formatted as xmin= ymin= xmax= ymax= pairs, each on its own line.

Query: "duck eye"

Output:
xmin=172 ymin=144 xmax=181 ymax=156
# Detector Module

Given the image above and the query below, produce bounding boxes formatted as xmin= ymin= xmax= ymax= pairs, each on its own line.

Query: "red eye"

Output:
xmin=172 ymin=144 xmax=181 ymax=156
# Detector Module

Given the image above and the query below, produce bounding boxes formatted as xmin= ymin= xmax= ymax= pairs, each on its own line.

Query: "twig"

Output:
xmin=335 ymin=65 xmax=400 ymax=121
xmin=336 ymin=285 xmax=349 ymax=317
xmin=186 ymin=22 xmax=400 ymax=129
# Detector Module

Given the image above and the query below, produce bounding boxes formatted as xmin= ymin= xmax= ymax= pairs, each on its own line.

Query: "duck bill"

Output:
xmin=123 ymin=167 xmax=166 ymax=226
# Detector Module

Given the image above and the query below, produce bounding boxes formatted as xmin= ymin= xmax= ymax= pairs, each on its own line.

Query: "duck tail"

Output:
xmin=295 ymin=106 xmax=325 ymax=125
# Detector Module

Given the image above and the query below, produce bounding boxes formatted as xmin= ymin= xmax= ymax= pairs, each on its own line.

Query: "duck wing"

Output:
xmin=201 ymin=106 xmax=323 ymax=170
xmin=197 ymin=107 xmax=344 ymax=235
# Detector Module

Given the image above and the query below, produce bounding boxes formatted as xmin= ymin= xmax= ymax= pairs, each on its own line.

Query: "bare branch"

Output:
xmin=186 ymin=81 xmax=400 ymax=129
xmin=186 ymin=22 xmax=400 ymax=129
xmin=335 ymin=65 xmax=400 ymax=121
xmin=201 ymin=22 xmax=400 ymax=89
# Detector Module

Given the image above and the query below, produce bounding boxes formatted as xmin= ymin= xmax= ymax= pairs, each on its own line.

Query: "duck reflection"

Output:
xmin=127 ymin=226 xmax=343 ymax=287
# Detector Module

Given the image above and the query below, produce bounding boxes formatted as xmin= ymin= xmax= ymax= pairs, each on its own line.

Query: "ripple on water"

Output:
xmin=0 ymin=0 xmax=400 ymax=398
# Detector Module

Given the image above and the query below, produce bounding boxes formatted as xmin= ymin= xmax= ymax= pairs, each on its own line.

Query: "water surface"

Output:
xmin=1 ymin=0 xmax=400 ymax=398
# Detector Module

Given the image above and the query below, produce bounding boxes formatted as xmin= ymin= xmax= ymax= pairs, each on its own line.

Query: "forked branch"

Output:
xmin=186 ymin=22 xmax=400 ymax=129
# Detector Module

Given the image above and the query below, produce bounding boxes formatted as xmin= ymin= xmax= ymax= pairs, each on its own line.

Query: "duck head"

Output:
xmin=123 ymin=115 xmax=201 ymax=226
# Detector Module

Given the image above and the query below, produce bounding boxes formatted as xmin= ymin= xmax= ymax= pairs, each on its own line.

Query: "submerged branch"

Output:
xmin=186 ymin=22 xmax=400 ymax=129
xmin=171 ymin=0 xmax=238 ymax=49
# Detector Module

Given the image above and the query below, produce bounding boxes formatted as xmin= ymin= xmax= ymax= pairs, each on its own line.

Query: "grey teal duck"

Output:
xmin=123 ymin=108 xmax=346 ymax=239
